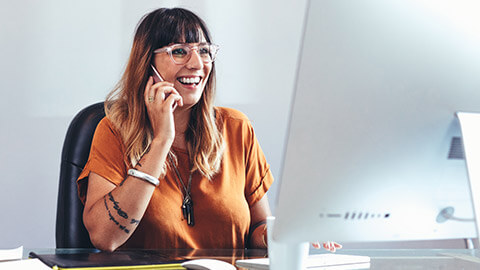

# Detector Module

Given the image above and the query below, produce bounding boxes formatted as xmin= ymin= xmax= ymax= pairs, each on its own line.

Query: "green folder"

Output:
xmin=29 ymin=250 xmax=185 ymax=270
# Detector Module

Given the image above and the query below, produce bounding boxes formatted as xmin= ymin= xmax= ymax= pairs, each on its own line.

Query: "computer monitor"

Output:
xmin=272 ymin=0 xmax=480 ymax=249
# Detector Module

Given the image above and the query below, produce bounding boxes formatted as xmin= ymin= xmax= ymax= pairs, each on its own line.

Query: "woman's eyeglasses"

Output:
xmin=153 ymin=43 xmax=219 ymax=65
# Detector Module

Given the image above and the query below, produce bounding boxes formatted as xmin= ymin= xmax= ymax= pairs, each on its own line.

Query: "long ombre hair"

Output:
xmin=105 ymin=8 xmax=224 ymax=179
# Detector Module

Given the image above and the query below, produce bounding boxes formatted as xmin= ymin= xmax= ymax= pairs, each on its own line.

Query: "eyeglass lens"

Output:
xmin=170 ymin=44 xmax=216 ymax=64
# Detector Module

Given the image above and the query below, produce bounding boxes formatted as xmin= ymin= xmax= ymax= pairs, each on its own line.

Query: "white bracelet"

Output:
xmin=127 ymin=169 xmax=160 ymax=186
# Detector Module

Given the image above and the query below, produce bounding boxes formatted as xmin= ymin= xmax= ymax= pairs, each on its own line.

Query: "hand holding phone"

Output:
xmin=150 ymin=65 xmax=179 ymax=111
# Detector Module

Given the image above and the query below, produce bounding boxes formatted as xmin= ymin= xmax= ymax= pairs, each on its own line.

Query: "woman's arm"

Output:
xmin=83 ymin=77 xmax=184 ymax=251
xmin=248 ymin=195 xmax=272 ymax=249
xmin=83 ymin=138 xmax=171 ymax=252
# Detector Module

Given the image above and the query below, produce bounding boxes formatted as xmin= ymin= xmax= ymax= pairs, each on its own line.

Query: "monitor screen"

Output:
xmin=273 ymin=0 xmax=480 ymax=245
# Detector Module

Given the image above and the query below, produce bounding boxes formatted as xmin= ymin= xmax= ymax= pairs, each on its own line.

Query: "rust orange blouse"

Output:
xmin=77 ymin=107 xmax=273 ymax=249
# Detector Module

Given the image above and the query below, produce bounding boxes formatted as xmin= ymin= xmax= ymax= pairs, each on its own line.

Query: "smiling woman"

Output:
xmin=152 ymin=41 xmax=214 ymax=108
xmin=76 ymin=7 xmax=274 ymax=251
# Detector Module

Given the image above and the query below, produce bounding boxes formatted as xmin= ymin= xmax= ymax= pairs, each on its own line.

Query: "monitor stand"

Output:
xmin=267 ymin=216 xmax=309 ymax=270
xmin=456 ymin=111 xmax=480 ymax=245
xmin=266 ymin=217 xmax=370 ymax=269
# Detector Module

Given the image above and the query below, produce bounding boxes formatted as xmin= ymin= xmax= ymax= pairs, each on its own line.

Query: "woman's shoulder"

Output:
xmin=215 ymin=106 xmax=250 ymax=123
xmin=94 ymin=116 xmax=122 ymax=140
xmin=97 ymin=116 xmax=116 ymax=131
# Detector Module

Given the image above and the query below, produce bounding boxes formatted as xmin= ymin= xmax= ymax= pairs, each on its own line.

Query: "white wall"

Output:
xmin=0 ymin=0 xmax=306 ymax=248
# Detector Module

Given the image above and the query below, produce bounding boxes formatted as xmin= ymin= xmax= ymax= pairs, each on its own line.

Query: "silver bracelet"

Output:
xmin=127 ymin=169 xmax=160 ymax=186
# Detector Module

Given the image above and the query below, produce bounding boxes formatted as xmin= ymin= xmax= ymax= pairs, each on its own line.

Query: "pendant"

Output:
xmin=182 ymin=195 xmax=195 ymax=226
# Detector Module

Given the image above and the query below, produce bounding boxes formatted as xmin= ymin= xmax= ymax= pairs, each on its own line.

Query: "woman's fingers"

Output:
xmin=144 ymin=78 xmax=182 ymax=109
xmin=159 ymin=89 xmax=182 ymax=112
xmin=323 ymin=241 xmax=343 ymax=252
xmin=158 ymin=87 xmax=183 ymax=109
xmin=144 ymin=76 xmax=154 ymax=103
xmin=311 ymin=241 xmax=343 ymax=253
xmin=167 ymin=93 xmax=183 ymax=111
xmin=311 ymin=241 xmax=321 ymax=249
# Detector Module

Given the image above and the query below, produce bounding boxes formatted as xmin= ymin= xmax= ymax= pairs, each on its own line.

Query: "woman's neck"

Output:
xmin=172 ymin=108 xmax=191 ymax=149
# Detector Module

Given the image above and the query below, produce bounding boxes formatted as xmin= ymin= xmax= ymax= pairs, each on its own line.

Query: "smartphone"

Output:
xmin=150 ymin=64 xmax=164 ymax=83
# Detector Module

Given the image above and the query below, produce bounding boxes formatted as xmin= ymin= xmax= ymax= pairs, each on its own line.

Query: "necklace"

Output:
xmin=168 ymin=152 xmax=194 ymax=226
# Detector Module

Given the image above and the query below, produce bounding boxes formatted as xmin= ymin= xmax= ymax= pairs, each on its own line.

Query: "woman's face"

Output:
xmin=152 ymin=33 xmax=212 ymax=108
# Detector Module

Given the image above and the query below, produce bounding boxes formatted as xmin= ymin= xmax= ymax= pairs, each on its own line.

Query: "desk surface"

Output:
xmin=314 ymin=249 xmax=480 ymax=269
xmin=24 ymin=248 xmax=480 ymax=269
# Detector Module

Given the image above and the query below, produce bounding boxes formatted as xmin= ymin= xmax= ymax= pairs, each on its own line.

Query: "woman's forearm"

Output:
xmin=83 ymin=138 xmax=172 ymax=251
xmin=84 ymin=178 xmax=155 ymax=251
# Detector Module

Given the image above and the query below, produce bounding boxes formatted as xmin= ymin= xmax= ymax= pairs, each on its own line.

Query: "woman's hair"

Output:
xmin=105 ymin=7 xmax=224 ymax=179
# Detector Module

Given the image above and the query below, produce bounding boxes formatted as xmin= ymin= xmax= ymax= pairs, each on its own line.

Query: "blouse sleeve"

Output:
xmin=243 ymin=120 xmax=274 ymax=207
xmin=76 ymin=117 xmax=128 ymax=203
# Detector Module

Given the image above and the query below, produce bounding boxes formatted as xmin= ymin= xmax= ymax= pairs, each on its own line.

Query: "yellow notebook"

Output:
xmin=29 ymin=250 xmax=185 ymax=270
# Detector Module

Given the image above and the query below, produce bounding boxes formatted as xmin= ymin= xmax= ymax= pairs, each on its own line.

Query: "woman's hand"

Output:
xmin=144 ymin=76 xmax=183 ymax=142
xmin=312 ymin=241 xmax=343 ymax=253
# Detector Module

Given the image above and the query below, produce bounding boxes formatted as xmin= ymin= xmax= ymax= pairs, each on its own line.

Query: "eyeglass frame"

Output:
xmin=153 ymin=43 xmax=220 ymax=65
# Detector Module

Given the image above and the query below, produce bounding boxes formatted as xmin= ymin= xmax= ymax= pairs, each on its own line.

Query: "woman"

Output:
xmin=77 ymin=7 xmax=273 ymax=251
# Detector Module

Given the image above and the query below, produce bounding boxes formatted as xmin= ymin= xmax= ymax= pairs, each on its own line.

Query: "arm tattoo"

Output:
xmin=108 ymin=192 xmax=128 ymax=219
xmin=103 ymin=193 xmax=141 ymax=234
xmin=104 ymin=195 xmax=130 ymax=234
xmin=130 ymin=218 xmax=140 ymax=225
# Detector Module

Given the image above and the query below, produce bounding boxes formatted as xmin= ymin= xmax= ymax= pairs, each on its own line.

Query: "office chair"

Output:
xmin=55 ymin=102 xmax=105 ymax=248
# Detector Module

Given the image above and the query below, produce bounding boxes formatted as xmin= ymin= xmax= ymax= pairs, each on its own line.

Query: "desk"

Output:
xmin=24 ymin=248 xmax=267 ymax=269
xmin=23 ymin=248 xmax=480 ymax=269
xmin=311 ymin=249 xmax=480 ymax=269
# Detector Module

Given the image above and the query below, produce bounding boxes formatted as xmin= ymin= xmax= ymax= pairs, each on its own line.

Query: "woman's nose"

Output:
xmin=185 ymin=49 xmax=204 ymax=69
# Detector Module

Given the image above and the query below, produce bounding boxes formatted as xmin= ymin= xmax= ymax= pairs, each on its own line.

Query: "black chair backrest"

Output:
xmin=55 ymin=102 xmax=105 ymax=248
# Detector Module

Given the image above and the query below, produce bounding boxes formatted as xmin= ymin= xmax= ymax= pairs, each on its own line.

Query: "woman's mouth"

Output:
xmin=177 ymin=76 xmax=202 ymax=86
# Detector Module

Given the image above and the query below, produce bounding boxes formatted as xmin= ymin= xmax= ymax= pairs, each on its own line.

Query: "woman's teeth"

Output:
xmin=178 ymin=77 xmax=201 ymax=85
